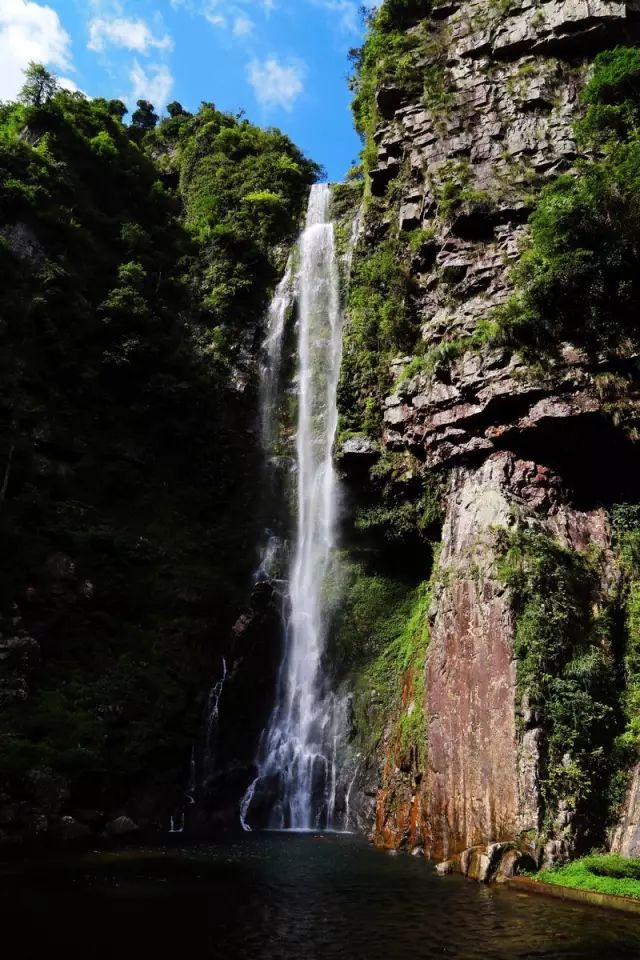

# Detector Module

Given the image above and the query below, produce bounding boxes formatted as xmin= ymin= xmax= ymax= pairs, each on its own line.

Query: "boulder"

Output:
xmin=105 ymin=815 xmax=140 ymax=837
xmin=340 ymin=436 xmax=379 ymax=461
xmin=459 ymin=842 xmax=538 ymax=882
xmin=541 ymin=838 xmax=570 ymax=870
xmin=495 ymin=847 xmax=538 ymax=880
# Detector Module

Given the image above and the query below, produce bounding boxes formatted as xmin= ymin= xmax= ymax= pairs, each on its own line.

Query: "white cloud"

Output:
xmin=247 ymin=57 xmax=304 ymax=112
xmin=233 ymin=14 xmax=254 ymax=37
xmin=205 ymin=12 xmax=227 ymax=27
xmin=199 ymin=1 xmax=265 ymax=38
xmin=307 ymin=0 xmax=364 ymax=34
xmin=88 ymin=17 xmax=173 ymax=55
xmin=58 ymin=76 xmax=81 ymax=93
xmin=129 ymin=59 xmax=174 ymax=107
xmin=0 ymin=0 xmax=73 ymax=101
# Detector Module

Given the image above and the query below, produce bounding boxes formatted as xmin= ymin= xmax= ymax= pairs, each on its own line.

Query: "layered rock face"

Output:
xmin=345 ymin=0 xmax=640 ymax=861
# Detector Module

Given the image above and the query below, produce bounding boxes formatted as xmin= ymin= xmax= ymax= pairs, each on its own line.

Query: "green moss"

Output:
xmin=407 ymin=225 xmax=437 ymax=252
xmin=582 ymin=47 xmax=640 ymax=109
xmin=423 ymin=157 xmax=500 ymax=227
xmin=355 ymin=502 xmax=425 ymax=544
xmin=538 ymin=854 xmax=640 ymax=900
xmin=349 ymin=12 xmax=429 ymax=143
xmin=334 ymin=564 xmax=432 ymax=758
xmin=496 ymin=528 xmax=619 ymax=838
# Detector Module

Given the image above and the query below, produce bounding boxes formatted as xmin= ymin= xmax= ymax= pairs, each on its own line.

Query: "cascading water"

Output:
xmin=242 ymin=183 xmax=346 ymax=831
xmin=259 ymin=257 xmax=293 ymax=455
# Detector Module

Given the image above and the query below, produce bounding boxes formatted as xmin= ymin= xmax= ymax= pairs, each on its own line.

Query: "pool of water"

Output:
xmin=3 ymin=833 xmax=640 ymax=959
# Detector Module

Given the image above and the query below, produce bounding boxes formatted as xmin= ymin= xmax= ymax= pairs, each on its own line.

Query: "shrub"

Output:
xmin=496 ymin=46 xmax=640 ymax=359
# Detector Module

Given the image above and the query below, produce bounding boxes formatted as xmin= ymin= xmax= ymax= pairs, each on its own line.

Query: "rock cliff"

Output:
xmin=338 ymin=0 xmax=640 ymax=866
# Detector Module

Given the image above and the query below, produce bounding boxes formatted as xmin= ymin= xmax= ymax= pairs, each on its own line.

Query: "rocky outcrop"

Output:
xmin=611 ymin=765 xmax=640 ymax=857
xmin=438 ymin=841 xmax=538 ymax=882
xmin=385 ymin=350 xmax=640 ymax=478
xmin=348 ymin=0 xmax=640 ymax=865
xmin=1 ymin=222 xmax=43 ymax=263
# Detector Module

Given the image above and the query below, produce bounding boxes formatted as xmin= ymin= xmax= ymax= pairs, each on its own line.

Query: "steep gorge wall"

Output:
xmin=339 ymin=0 xmax=640 ymax=863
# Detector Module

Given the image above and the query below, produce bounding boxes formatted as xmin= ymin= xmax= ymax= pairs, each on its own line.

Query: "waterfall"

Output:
xmin=242 ymin=183 xmax=345 ymax=831
xmin=259 ymin=256 xmax=294 ymax=455
xmin=202 ymin=657 xmax=228 ymax=782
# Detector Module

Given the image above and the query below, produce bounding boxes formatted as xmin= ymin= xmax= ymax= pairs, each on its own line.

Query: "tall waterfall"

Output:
xmin=242 ymin=183 xmax=345 ymax=831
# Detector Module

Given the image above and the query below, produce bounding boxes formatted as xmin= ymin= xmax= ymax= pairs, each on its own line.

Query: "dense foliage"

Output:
xmin=349 ymin=2 xmax=433 ymax=158
xmin=496 ymin=529 xmax=620 ymax=843
xmin=338 ymin=233 xmax=414 ymax=437
xmin=341 ymin=2 xmax=446 ymax=438
xmin=498 ymin=46 xmax=640 ymax=358
xmin=0 ymin=66 xmax=317 ymax=834
xmin=612 ymin=504 xmax=640 ymax=751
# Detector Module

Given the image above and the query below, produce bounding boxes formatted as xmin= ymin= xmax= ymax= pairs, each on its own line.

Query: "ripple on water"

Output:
xmin=2 ymin=833 xmax=640 ymax=960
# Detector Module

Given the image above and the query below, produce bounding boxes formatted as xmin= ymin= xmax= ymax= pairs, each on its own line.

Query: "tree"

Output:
xmin=107 ymin=99 xmax=128 ymax=120
xmin=166 ymin=101 xmax=188 ymax=118
xmin=131 ymin=100 xmax=158 ymax=130
xmin=19 ymin=62 xmax=58 ymax=107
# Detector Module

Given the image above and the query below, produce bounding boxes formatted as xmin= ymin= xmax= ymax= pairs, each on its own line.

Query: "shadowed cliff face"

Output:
xmin=340 ymin=0 xmax=640 ymax=863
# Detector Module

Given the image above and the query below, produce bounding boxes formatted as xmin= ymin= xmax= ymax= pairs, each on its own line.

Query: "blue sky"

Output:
xmin=0 ymin=0 xmax=379 ymax=180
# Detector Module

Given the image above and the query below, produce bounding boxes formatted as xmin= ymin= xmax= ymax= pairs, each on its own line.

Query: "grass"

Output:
xmin=537 ymin=855 xmax=640 ymax=900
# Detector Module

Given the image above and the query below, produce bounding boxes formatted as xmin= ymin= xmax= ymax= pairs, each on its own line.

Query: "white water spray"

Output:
xmin=203 ymin=657 xmax=227 ymax=780
xmin=344 ymin=759 xmax=361 ymax=831
xmin=260 ymin=257 xmax=294 ymax=454
xmin=241 ymin=184 xmax=345 ymax=831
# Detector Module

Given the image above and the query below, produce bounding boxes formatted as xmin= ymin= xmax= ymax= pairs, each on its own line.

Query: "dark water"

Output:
xmin=3 ymin=833 xmax=640 ymax=959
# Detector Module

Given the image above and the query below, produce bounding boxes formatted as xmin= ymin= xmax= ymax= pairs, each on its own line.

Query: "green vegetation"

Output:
xmin=341 ymin=2 xmax=484 ymax=432
xmin=398 ymin=319 xmax=499 ymax=382
xmin=338 ymin=234 xmax=415 ymax=435
xmin=330 ymin=175 xmax=364 ymax=292
xmin=496 ymin=528 xmax=619 ymax=840
xmin=496 ymin=47 xmax=640 ymax=359
xmin=327 ymin=447 xmax=441 ymax=766
xmin=612 ymin=504 xmax=640 ymax=751
xmin=327 ymin=555 xmax=432 ymax=763
xmin=0 ymin=65 xmax=317 ymax=824
xmin=538 ymin=854 xmax=640 ymax=900
xmin=349 ymin=3 xmax=432 ymax=148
